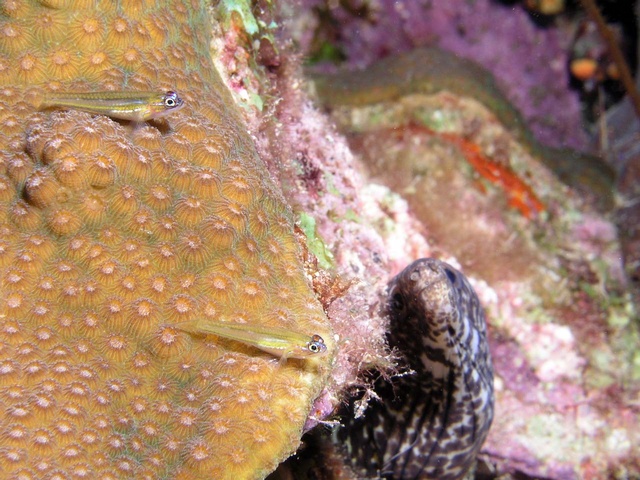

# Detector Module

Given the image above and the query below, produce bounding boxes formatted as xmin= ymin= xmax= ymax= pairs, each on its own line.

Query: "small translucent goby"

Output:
xmin=180 ymin=320 xmax=328 ymax=360
xmin=37 ymin=90 xmax=184 ymax=121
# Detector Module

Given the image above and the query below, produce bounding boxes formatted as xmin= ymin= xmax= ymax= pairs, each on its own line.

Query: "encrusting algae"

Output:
xmin=0 ymin=1 xmax=333 ymax=479
xmin=313 ymin=47 xmax=615 ymax=211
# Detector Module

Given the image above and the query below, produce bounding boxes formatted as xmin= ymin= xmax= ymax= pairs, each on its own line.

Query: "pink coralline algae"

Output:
xmin=227 ymin=8 xmax=640 ymax=473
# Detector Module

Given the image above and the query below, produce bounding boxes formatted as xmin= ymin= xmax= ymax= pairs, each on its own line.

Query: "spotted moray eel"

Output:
xmin=340 ymin=258 xmax=494 ymax=479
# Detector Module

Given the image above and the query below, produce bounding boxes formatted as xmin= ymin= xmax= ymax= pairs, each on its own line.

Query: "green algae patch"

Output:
xmin=322 ymin=171 xmax=342 ymax=197
xmin=212 ymin=0 xmax=279 ymax=114
xmin=219 ymin=0 xmax=260 ymax=35
xmin=298 ymin=212 xmax=334 ymax=270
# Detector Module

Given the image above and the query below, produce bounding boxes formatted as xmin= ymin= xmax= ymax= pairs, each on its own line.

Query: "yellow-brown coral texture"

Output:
xmin=0 ymin=1 xmax=333 ymax=478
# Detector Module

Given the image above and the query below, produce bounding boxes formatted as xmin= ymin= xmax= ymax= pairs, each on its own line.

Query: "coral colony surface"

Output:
xmin=0 ymin=1 xmax=333 ymax=479
xmin=1 ymin=0 xmax=640 ymax=479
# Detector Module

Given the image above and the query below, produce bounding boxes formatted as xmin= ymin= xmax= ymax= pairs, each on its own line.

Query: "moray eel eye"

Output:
xmin=444 ymin=267 xmax=457 ymax=284
xmin=390 ymin=292 xmax=404 ymax=311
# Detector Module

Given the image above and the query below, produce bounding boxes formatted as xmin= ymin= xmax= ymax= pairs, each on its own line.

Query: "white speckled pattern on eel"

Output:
xmin=341 ymin=258 xmax=494 ymax=479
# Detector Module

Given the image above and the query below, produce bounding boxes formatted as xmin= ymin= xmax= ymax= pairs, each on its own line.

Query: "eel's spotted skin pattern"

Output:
xmin=341 ymin=258 xmax=494 ymax=479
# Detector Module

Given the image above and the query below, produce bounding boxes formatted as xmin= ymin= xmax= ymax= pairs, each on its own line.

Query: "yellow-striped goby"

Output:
xmin=37 ymin=90 xmax=184 ymax=122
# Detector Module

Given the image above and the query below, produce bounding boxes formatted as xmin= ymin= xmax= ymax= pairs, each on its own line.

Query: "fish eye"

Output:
xmin=307 ymin=335 xmax=326 ymax=354
xmin=163 ymin=91 xmax=181 ymax=108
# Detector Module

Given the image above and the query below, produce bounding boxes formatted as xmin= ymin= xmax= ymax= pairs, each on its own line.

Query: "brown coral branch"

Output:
xmin=579 ymin=0 xmax=640 ymax=119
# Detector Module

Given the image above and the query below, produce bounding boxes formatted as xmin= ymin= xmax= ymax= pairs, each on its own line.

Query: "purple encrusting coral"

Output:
xmin=293 ymin=0 xmax=591 ymax=152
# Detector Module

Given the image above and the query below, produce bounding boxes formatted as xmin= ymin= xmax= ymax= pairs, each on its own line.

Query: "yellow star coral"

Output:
xmin=0 ymin=1 xmax=333 ymax=478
